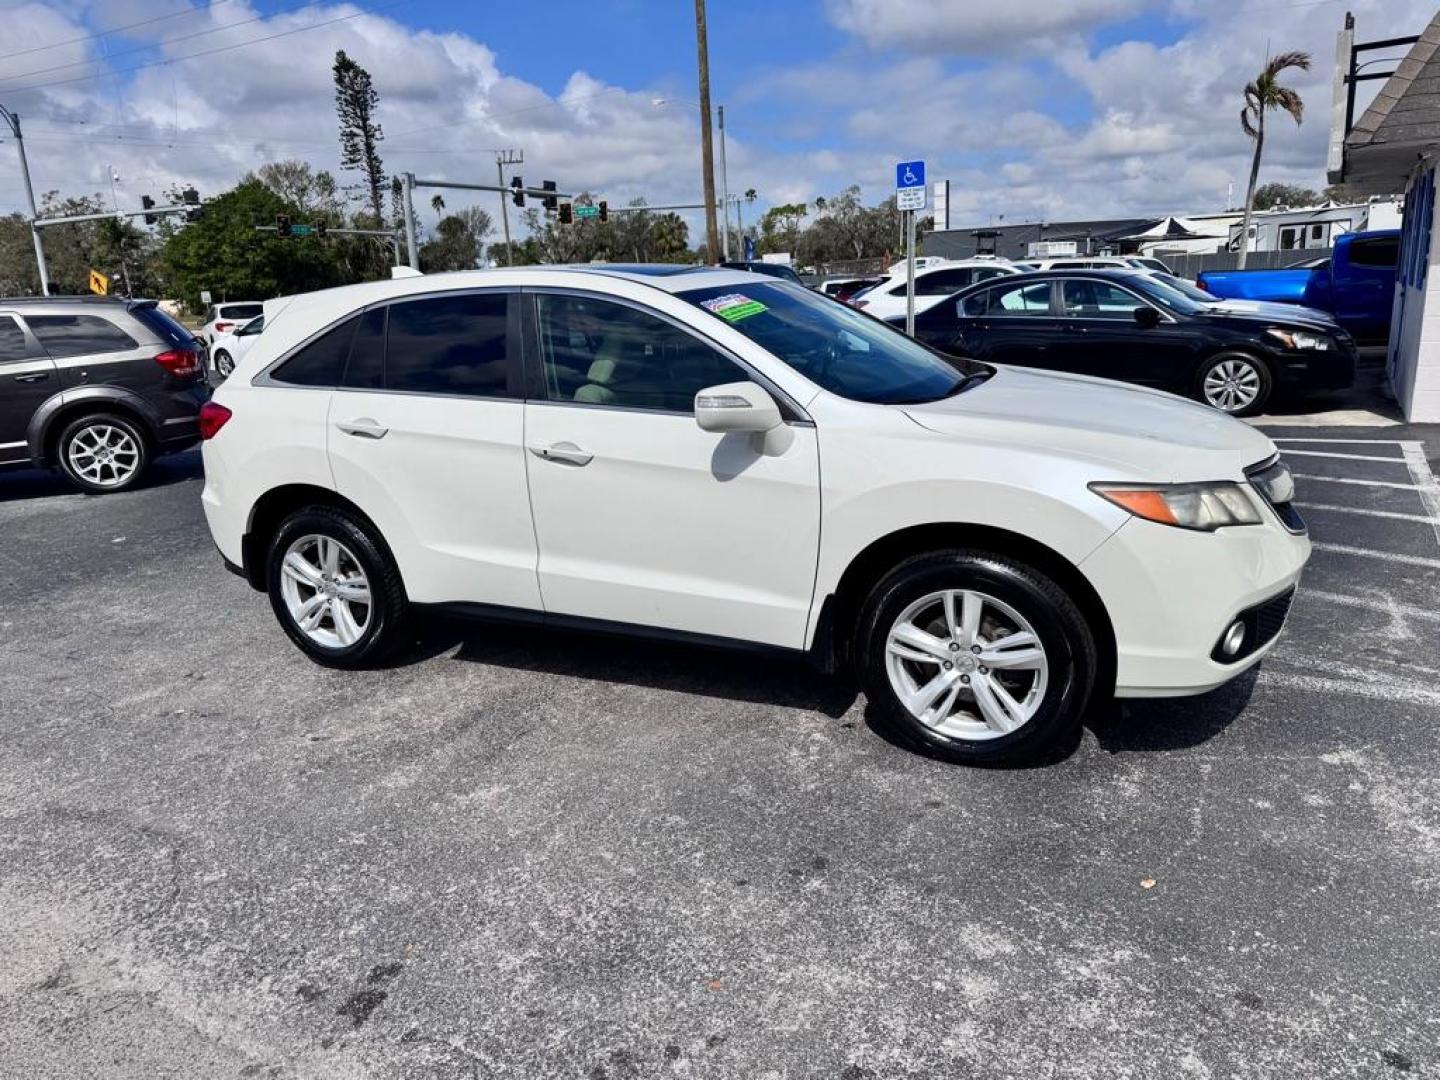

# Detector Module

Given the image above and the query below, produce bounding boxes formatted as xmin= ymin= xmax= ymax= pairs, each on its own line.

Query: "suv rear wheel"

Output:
xmin=855 ymin=550 xmax=1096 ymax=765
xmin=56 ymin=412 xmax=150 ymax=494
xmin=266 ymin=506 xmax=409 ymax=668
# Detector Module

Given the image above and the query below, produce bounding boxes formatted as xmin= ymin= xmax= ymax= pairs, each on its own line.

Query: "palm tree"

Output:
xmin=430 ymin=193 xmax=445 ymax=221
xmin=1237 ymin=50 xmax=1311 ymax=268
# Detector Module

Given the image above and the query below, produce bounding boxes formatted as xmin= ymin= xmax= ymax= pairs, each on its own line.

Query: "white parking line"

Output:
xmin=1310 ymin=542 xmax=1440 ymax=568
xmin=1399 ymin=441 xmax=1440 ymax=550
xmin=1273 ymin=438 xmax=1406 ymax=445
xmin=1298 ymin=588 xmax=1440 ymax=622
xmin=1281 ymin=449 xmax=1407 ymax=463
xmin=1294 ymin=502 xmax=1439 ymax=524
xmin=1292 ymin=474 xmax=1420 ymax=490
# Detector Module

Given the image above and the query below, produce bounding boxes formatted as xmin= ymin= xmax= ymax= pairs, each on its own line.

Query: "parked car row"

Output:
xmin=888 ymin=268 xmax=1356 ymax=416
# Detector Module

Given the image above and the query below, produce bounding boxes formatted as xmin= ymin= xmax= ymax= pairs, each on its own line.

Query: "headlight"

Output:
xmin=1266 ymin=327 xmax=1331 ymax=351
xmin=1090 ymin=481 xmax=1262 ymax=531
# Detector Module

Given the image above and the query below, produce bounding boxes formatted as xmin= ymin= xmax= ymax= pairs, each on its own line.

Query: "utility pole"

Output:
xmin=496 ymin=149 xmax=522 ymax=266
xmin=402 ymin=172 xmax=419 ymax=269
xmin=1 ymin=104 xmax=50 ymax=295
xmin=693 ymin=0 xmax=719 ymax=263
xmin=718 ymin=104 xmax=730 ymax=260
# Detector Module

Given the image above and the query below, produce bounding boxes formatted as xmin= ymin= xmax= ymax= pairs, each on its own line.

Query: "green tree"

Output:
xmin=255 ymin=160 xmax=342 ymax=218
xmin=1252 ymin=182 xmax=1320 ymax=210
xmin=162 ymin=177 xmax=345 ymax=311
xmin=333 ymin=49 xmax=386 ymax=223
xmin=1238 ymin=50 xmax=1311 ymax=268
xmin=419 ymin=206 xmax=493 ymax=271
xmin=756 ymin=202 xmax=807 ymax=257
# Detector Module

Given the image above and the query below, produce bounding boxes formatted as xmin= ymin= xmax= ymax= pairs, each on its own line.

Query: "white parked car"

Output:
xmin=199 ymin=301 xmax=264 ymax=346
xmin=207 ymin=314 xmax=265 ymax=378
xmin=851 ymin=259 xmax=1020 ymax=320
xmin=199 ymin=267 xmax=1309 ymax=765
xmin=1016 ymin=255 xmax=1173 ymax=274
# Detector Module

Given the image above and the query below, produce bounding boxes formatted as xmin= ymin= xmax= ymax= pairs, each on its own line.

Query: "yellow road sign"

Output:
xmin=88 ymin=269 xmax=109 ymax=296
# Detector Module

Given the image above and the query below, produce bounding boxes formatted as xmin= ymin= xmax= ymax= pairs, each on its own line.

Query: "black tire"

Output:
xmin=55 ymin=412 xmax=151 ymax=494
xmin=265 ymin=505 xmax=409 ymax=669
xmin=1193 ymin=351 xmax=1273 ymax=417
xmin=855 ymin=550 xmax=1097 ymax=766
xmin=213 ymin=349 xmax=234 ymax=378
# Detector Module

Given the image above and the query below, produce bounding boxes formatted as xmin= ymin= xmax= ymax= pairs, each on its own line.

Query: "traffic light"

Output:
xmin=510 ymin=176 xmax=525 ymax=207
xmin=558 ymin=203 xmax=573 ymax=225
xmin=598 ymin=200 xmax=608 ymax=223
xmin=542 ymin=180 xmax=557 ymax=211
xmin=315 ymin=221 xmax=327 ymax=239
xmin=141 ymin=195 xmax=157 ymax=225
xmin=182 ymin=187 xmax=200 ymax=206
xmin=276 ymin=214 xmax=292 ymax=237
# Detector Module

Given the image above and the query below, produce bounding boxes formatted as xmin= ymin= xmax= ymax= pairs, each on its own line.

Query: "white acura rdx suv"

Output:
xmin=198 ymin=266 xmax=1308 ymax=765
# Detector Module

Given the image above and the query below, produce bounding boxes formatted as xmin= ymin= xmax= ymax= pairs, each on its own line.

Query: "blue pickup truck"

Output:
xmin=1197 ymin=230 xmax=1399 ymax=344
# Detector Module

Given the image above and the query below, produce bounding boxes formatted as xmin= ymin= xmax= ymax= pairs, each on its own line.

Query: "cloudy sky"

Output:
xmin=0 ymin=0 xmax=1426 ymax=240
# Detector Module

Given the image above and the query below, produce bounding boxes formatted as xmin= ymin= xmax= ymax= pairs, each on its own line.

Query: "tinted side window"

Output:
xmin=974 ymin=280 xmax=1053 ymax=317
xmin=537 ymin=293 xmax=743 ymax=412
xmin=0 ymin=316 xmax=28 ymax=362
xmin=220 ymin=304 xmax=264 ymax=320
xmin=1348 ymin=237 xmax=1399 ymax=268
xmin=1061 ymin=280 xmax=1146 ymax=320
xmin=130 ymin=306 xmax=197 ymax=348
xmin=343 ymin=307 xmax=385 ymax=389
xmin=271 ymin=315 xmax=359 ymax=387
xmin=27 ymin=314 xmax=137 ymax=358
xmin=384 ymin=293 xmax=512 ymax=397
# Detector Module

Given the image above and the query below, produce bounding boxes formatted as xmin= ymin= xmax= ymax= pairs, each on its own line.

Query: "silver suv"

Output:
xmin=0 ymin=296 xmax=208 ymax=493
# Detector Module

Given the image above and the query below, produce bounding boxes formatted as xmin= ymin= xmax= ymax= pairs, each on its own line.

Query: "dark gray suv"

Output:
xmin=0 ymin=297 xmax=208 ymax=493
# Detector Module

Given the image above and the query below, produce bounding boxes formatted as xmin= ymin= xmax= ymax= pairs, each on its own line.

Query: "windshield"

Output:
xmin=680 ymin=281 xmax=980 ymax=404
xmin=1152 ymin=272 xmax=1219 ymax=303
xmin=1126 ymin=274 xmax=1208 ymax=315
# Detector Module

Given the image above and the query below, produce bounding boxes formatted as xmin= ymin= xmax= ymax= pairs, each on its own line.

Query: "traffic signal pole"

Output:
xmin=400 ymin=175 xmax=574 ymax=268
xmin=1 ymin=104 xmax=51 ymax=295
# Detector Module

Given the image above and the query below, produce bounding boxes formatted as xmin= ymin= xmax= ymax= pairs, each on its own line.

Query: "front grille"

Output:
xmin=1211 ymin=586 xmax=1296 ymax=663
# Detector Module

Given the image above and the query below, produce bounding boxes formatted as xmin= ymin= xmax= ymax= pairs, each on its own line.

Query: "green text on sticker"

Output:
xmin=701 ymin=293 xmax=768 ymax=322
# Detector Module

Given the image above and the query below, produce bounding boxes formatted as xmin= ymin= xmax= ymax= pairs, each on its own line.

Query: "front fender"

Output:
xmin=28 ymin=385 xmax=162 ymax=465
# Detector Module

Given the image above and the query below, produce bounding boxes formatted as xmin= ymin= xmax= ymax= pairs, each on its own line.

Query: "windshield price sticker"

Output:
xmin=702 ymin=294 xmax=768 ymax=322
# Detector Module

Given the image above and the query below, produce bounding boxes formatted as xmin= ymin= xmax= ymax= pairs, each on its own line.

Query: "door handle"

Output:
xmin=528 ymin=441 xmax=593 ymax=467
xmin=13 ymin=372 xmax=48 ymax=383
xmin=337 ymin=418 xmax=388 ymax=439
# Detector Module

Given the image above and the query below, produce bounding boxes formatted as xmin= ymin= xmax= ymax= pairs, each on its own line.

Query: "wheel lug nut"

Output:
xmin=961 ymin=675 xmax=970 ymax=685
xmin=979 ymin=666 xmax=989 ymax=674
xmin=948 ymin=642 xmax=959 ymax=652
xmin=943 ymin=661 xmax=952 ymax=670
xmin=970 ymin=645 xmax=981 ymax=654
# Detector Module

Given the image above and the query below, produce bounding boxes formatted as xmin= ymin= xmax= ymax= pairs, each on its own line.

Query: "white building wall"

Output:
xmin=1390 ymin=158 xmax=1440 ymax=423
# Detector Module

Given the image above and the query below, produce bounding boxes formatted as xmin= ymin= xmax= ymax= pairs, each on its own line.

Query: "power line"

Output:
xmin=0 ymin=0 xmax=333 ymax=85
xmin=0 ymin=0 xmax=242 ymax=62
xmin=0 ymin=0 xmax=409 ymax=95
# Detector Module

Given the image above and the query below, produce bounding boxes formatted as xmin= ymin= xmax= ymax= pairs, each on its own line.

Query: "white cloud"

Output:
xmin=825 ymin=0 xmax=1145 ymax=54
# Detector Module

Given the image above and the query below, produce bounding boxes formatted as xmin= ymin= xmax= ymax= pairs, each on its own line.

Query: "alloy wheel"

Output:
xmin=214 ymin=350 xmax=234 ymax=377
xmin=279 ymin=534 xmax=373 ymax=648
xmin=884 ymin=588 xmax=1049 ymax=741
xmin=66 ymin=423 xmax=142 ymax=488
xmin=1202 ymin=358 xmax=1261 ymax=412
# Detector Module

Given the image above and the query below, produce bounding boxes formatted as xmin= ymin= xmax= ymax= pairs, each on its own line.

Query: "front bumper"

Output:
xmin=1081 ymin=514 xmax=1310 ymax=698
xmin=1272 ymin=339 xmax=1357 ymax=391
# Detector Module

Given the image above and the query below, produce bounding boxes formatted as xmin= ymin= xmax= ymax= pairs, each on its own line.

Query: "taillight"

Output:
xmin=214 ymin=321 xmax=233 ymax=334
xmin=154 ymin=348 xmax=202 ymax=377
xmin=198 ymin=401 xmax=232 ymax=439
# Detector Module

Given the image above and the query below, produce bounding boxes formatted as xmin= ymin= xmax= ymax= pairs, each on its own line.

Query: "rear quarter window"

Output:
xmin=26 ymin=314 xmax=138 ymax=358
xmin=130 ymin=306 xmax=198 ymax=349
xmin=269 ymin=315 xmax=360 ymax=387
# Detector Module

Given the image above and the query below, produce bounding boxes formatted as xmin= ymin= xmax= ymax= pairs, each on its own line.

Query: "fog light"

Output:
xmin=1220 ymin=620 xmax=1247 ymax=657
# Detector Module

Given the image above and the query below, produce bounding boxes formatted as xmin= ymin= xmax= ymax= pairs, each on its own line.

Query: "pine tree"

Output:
xmin=333 ymin=50 xmax=386 ymax=223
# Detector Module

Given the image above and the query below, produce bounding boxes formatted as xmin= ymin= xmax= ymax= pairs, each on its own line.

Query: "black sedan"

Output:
xmin=888 ymin=269 xmax=1356 ymax=415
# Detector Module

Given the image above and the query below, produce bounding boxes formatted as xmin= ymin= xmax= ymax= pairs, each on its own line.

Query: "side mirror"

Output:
xmin=694 ymin=381 xmax=782 ymax=434
xmin=1133 ymin=306 xmax=1160 ymax=329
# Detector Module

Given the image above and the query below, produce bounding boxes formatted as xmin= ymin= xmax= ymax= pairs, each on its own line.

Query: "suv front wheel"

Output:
xmin=56 ymin=412 xmax=150 ymax=494
xmin=856 ymin=551 xmax=1097 ymax=765
xmin=265 ymin=506 xmax=409 ymax=668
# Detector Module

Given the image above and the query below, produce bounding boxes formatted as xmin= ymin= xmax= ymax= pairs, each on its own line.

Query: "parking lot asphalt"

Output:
xmin=2 ymin=423 xmax=1439 ymax=1079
